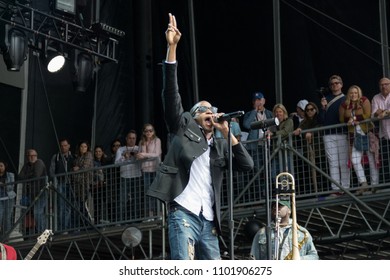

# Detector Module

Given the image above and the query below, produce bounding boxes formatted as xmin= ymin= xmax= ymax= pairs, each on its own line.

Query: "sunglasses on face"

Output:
xmin=144 ymin=129 xmax=153 ymax=133
xmin=306 ymin=108 xmax=315 ymax=112
xmin=195 ymin=106 xmax=218 ymax=114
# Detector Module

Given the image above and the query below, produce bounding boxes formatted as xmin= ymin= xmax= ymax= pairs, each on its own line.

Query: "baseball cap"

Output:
xmin=273 ymin=199 xmax=291 ymax=209
xmin=297 ymin=99 xmax=309 ymax=111
xmin=252 ymin=92 xmax=264 ymax=100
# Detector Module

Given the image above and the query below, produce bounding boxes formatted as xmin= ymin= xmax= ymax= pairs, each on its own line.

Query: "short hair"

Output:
xmin=328 ymin=75 xmax=343 ymax=85
xmin=111 ymin=138 xmax=122 ymax=145
xmin=59 ymin=138 xmax=70 ymax=144
xmin=127 ymin=130 xmax=137 ymax=137
xmin=26 ymin=149 xmax=37 ymax=156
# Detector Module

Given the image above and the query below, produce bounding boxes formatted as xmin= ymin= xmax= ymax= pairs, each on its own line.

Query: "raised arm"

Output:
xmin=165 ymin=13 xmax=182 ymax=63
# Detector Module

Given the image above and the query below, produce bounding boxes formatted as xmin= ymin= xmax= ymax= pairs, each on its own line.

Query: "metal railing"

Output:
xmin=1 ymin=117 xmax=390 ymax=242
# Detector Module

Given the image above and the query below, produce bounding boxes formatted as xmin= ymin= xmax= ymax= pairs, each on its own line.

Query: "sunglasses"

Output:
xmin=144 ymin=129 xmax=153 ymax=133
xmin=306 ymin=108 xmax=315 ymax=112
xmin=195 ymin=106 xmax=218 ymax=114
xmin=330 ymin=81 xmax=341 ymax=86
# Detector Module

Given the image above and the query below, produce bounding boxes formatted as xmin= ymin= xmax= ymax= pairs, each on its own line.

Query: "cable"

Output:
xmin=282 ymin=0 xmax=383 ymax=65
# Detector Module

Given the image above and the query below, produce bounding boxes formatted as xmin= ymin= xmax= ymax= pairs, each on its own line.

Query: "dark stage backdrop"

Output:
xmin=0 ymin=0 xmax=387 ymax=171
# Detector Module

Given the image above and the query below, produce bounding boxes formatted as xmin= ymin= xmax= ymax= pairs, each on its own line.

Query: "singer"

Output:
xmin=147 ymin=13 xmax=254 ymax=260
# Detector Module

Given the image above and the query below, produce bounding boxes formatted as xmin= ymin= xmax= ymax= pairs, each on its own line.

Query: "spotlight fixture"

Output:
xmin=47 ymin=52 xmax=65 ymax=73
xmin=0 ymin=24 xmax=28 ymax=71
xmin=44 ymin=39 xmax=66 ymax=73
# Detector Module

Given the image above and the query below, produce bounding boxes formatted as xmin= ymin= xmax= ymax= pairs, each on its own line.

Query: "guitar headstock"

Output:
xmin=36 ymin=229 xmax=53 ymax=245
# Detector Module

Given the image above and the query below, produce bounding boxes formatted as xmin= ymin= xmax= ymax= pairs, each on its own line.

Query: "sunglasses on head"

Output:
xmin=195 ymin=106 xmax=218 ymax=114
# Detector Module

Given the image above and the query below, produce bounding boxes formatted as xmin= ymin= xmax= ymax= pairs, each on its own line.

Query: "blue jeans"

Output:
xmin=247 ymin=147 xmax=266 ymax=199
xmin=57 ymin=183 xmax=71 ymax=230
xmin=249 ymin=146 xmax=265 ymax=172
xmin=143 ymin=172 xmax=156 ymax=216
xmin=0 ymin=198 xmax=14 ymax=233
xmin=119 ymin=177 xmax=138 ymax=220
xmin=34 ymin=192 xmax=47 ymax=233
xmin=168 ymin=202 xmax=220 ymax=260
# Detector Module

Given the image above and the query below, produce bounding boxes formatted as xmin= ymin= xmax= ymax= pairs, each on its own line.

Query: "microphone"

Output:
xmin=216 ymin=111 xmax=245 ymax=122
xmin=250 ymin=117 xmax=280 ymax=129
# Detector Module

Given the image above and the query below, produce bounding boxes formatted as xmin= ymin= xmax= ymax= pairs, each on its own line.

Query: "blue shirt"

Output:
xmin=214 ymin=121 xmax=241 ymax=139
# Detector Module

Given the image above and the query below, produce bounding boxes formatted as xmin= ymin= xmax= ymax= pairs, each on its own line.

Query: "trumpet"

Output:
xmin=275 ymin=172 xmax=300 ymax=260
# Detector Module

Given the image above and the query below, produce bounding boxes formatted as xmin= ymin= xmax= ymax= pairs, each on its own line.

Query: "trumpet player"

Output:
xmin=250 ymin=199 xmax=319 ymax=260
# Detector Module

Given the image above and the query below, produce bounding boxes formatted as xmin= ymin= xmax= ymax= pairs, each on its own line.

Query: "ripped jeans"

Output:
xmin=168 ymin=202 xmax=220 ymax=260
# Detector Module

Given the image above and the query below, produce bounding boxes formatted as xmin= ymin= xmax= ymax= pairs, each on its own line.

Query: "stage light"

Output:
xmin=44 ymin=39 xmax=66 ymax=73
xmin=0 ymin=24 xmax=28 ymax=71
xmin=47 ymin=52 xmax=65 ymax=73
xmin=72 ymin=49 xmax=93 ymax=93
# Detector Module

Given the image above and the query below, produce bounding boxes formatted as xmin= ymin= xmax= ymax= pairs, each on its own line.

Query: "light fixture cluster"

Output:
xmin=44 ymin=43 xmax=94 ymax=93
xmin=0 ymin=0 xmax=123 ymax=93
xmin=0 ymin=24 xmax=28 ymax=71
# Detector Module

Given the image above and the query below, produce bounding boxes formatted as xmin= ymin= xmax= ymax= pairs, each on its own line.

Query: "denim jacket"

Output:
xmin=243 ymin=109 xmax=273 ymax=150
xmin=250 ymin=219 xmax=319 ymax=260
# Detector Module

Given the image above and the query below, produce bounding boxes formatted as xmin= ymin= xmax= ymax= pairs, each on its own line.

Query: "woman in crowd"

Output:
xmin=268 ymin=103 xmax=294 ymax=178
xmin=93 ymin=145 xmax=110 ymax=223
xmin=73 ymin=140 xmax=94 ymax=224
xmin=293 ymin=102 xmax=321 ymax=193
xmin=293 ymin=102 xmax=320 ymax=143
xmin=0 ymin=160 xmax=15 ymax=235
xmin=136 ymin=124 xmax=162 ymax=217
xmin=339 ymin=85 xmax=378 ymax=195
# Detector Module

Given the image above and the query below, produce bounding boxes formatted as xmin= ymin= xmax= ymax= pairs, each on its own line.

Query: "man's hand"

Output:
xmin=165 ymin=13 xmax=182 ymax=62
xmin=376 ymin=108 xmax=389 ymax=119
xmin=166 ymin=13 xmax=181 ymax=46
xmin=213 ymin=113 xmax=239 ymax=145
